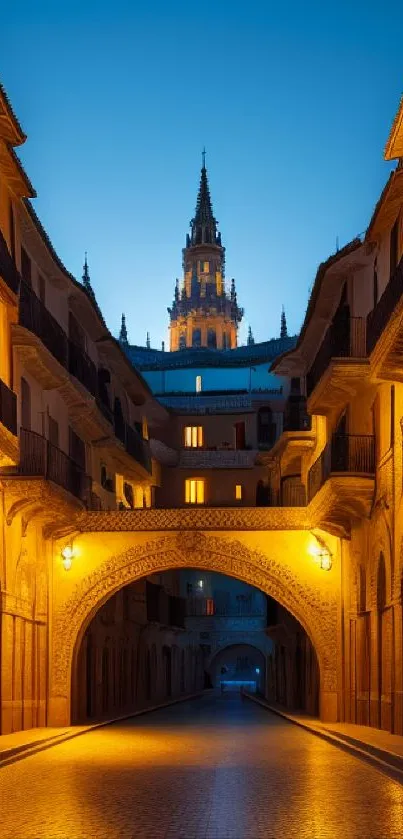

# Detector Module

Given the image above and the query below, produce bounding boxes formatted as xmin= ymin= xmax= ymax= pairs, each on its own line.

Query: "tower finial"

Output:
xmin=146 ymin=331 xmax=150 ymax=349
xmin=119 ymin=313 xmax=128 ymax=346
xmin=82 ymin=252 xmax=96 ymax=302
xmin=202 ymin=146 xmax=206 ymax=169
xmin=247 ymin=325 xmax=255 ymax=346
xmin=280 ymin=306 xmax=288 ymax=339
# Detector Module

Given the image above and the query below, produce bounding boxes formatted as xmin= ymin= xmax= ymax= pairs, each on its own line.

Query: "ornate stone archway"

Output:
xmin=49 ymin=531 xmax=339 ymax=725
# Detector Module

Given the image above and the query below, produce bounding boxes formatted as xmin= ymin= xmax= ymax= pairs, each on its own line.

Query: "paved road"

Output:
xmin=1 ymin=694 xmax=403 ymax=839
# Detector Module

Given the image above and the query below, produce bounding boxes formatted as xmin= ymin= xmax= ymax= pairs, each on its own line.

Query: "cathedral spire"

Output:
xmin=146 ymin=332 xmax=151 ymax=349
xmin=82 ymin=252 xmax=96 ymax=301
xmin=119 ymin=313 xmax=128 ymax=346
xmin=190 ymin=155 xmax=218 ymax=246
xmin=280 ymin=306 xmax=288 ymax=339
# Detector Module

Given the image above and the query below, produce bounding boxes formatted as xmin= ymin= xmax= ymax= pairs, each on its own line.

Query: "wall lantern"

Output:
xmin=318 ymin=548 xmax=332 ymax=571
xmin=309 ymin=533 xmax=333 ymax=571
xmin=61 ymin=545 xmax=75 ymax=571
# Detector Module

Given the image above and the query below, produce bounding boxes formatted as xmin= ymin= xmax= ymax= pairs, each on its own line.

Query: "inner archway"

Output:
xmin=50 ymin=531 xmax=338 ymax=726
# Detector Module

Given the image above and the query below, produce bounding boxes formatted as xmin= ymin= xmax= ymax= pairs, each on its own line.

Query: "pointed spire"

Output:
xmin=189 ymin=154 xmax=218 ymax=246
xmin=119 ymin=313 xmax=128 ymax=346
xmin=82 ymin=252 xmax=96 ymax=301
xmin=280 ymin=306 xmax=288 ymax=339
xmin=174 ymin=278 xmax=180 ymax=302
xmin=247 ymin=325 xmax=255 ymax=346
xmin=161 ymin=340 xmax=165 ymax=352
xmin=146 ymin=332 xmax=150 ymax=349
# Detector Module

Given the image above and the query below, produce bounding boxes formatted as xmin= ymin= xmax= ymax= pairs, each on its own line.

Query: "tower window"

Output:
xmin=207 ymin=329 xmax=216 ymax=349
xmin=196 ymin=375 xmax=202 ymax=393
xmin=184 ymin=426 xmax=203 ymax=448
xmin=185 ymin=478 xmax=205 ymax=504
xmin=192 ymin=328 xmax=201 ymax=347
xmin=235 ymin=484 xmax=242 ymax=501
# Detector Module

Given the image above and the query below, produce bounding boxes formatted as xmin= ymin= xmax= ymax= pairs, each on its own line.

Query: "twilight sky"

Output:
xmin=1 ymin=0 xmax=402 ymax=348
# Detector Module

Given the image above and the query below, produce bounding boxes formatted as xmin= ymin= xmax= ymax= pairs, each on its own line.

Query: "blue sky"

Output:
xmin=1 ymin=1 xmax=402 ymax=347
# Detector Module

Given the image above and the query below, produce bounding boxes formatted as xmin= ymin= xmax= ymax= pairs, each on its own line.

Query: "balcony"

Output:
xmin=367 ymin=256 xmax=403 ymax=356
xmin=19 ymin=428 xmax=91 ymax=504
xmin=0 ymin=379 xmax=17 ymax=436
xmin=283 ymin=396 xmax=311 ymax=432
xmin=307 ymin=433 xmax=375 ymax=536
xmin=0 ymin=228 xmax=19 ymax=298
xmin=19 ymin=281 xmax=68 ymax=370
xmin=307 ymin=316 xmax=368 ymax=416
xmin=68 ymin=339 xmax=98 ymax=397
xmin=0 ymin=379 xmax=18 ymax=465
xmin=178 ymin=448 xmax=257 ymax=469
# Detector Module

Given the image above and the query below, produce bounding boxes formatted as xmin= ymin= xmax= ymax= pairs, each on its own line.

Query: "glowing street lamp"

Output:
xmin=61 ymin=545 xmax=74 ymax=571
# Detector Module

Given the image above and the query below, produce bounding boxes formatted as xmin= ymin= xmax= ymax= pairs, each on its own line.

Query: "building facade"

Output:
xmin=4 ymin=81 xmax=403 ymax=736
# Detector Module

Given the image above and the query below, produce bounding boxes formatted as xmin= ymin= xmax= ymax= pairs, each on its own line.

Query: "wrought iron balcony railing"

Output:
xmin=19 ymin=428 xmax=91 ymax=503
xmin=0 ymin=229 xmax=20 ymax=295
xmin=0 ymin=379 xmax=17 ymax=436
xmin=68 ymin=339 xmax=98 ymax=397
xmin=307 ymin=433 xmax=375 ymax=503
xmin=367 ymin=255 xmax=403 ymax=355
xmin=307 ymin=317 xmax=366 ymax=397
xmin=19 ymin=281 xmax=68 ymax=369
xmin=112 ymin=415 xmax=152 ymax=474
xmin=283 ymin=396 xmax=311 ymax=432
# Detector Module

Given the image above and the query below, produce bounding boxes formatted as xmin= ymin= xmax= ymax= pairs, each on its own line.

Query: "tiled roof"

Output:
xmin=0 ymin=81 xmax=26 ymax=144
xmin=125 ymin=335 xmax=297 ymax=371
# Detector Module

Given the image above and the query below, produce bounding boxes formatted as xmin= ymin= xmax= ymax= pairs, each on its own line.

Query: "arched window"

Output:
xmin=179 ymin=333 xmax=186 ymax=350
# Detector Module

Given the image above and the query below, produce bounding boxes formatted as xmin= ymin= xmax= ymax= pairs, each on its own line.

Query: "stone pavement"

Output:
xmin=246 ymin=693 xmax=403 ymax=772
xmin=1 ymin=693 xmax=403 ymax=838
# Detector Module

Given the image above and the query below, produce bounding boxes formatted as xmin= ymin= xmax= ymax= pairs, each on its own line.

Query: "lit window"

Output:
xmin=206 ymin=598 xmax=214 ymax=615
xmin=185 ymin=478 xmax=205 ymax=504
xmin=184 ymin=426 xmax=203 ymax=448
xmin=196 ymin=375 xmax=202 ymax=393
xmin=235 ymin=484 xmax=242 ymax=500
xmin=198 ymin=579 xmax=204 ymax=589
xmin=203 ymin=261 xmax=209 ymax=273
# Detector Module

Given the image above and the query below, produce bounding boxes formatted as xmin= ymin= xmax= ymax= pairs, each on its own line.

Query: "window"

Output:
xmin=185 ymin=478 xmax=205 ymax=504
xmin=206 ymin=598 xmax=214 ymax=615
xmin=20 ymin=377 xmax=31 ymax=430
xmin=192 ymin=328 xmax=201 ymax=347
xmin=20 ymin=247 xmax=31 ymax=284
xmin=203 ymin=261 xmax=209 ymax=273
xmin=69 ymin=427 xmax=86 ymax=470
xmin=207 ymin=328 xmax=217 ymax=348
xmin=184 ymin=426 xmax=203 ymax=448
xmin=196 ymin=375 xmax=202 ymax=393
xmin=235 ymin=484 xmax=242 ymax=501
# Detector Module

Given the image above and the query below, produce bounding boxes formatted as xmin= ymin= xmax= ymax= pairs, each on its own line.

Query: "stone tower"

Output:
xmin=168 ymin=155 xmax=243 ymax=351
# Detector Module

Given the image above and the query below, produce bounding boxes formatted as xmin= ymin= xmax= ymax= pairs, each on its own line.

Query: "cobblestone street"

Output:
xmin=2 ymin=695 xmax=403 ymax=839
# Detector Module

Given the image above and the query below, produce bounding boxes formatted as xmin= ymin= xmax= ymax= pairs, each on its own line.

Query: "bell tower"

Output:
xmin=168 ymin=154 xmax=243 ymax=351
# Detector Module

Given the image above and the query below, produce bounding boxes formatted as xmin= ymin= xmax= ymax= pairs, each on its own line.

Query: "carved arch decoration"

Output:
xmin=51 ymin=531 xmax=338 ymax=716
